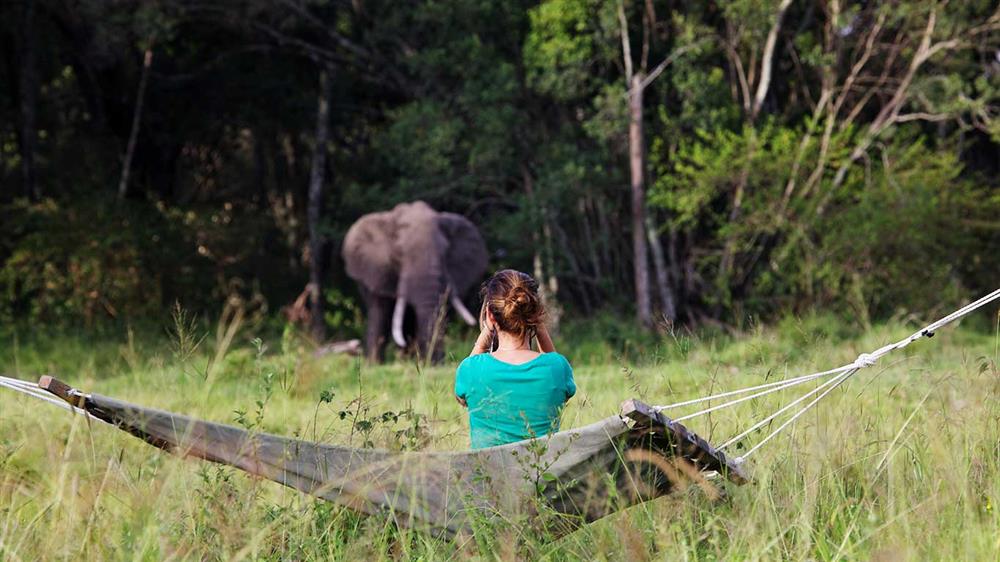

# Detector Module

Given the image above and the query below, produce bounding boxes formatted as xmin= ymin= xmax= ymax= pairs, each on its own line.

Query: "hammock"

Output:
xmin=1 ymin=288 xmax=997 ymax=538
xmin=11 ymin=378 xmax=746 ymax=539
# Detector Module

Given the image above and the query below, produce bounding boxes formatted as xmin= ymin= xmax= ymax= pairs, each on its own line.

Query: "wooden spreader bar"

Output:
xmin=38 ymin=375 xmax=87 ymax=408
xmin=621 ymin=398 xmax=750 ymax=485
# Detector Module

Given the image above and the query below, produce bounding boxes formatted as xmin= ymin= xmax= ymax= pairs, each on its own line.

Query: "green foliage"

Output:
xmin=650 ymin=117 xmax=1000 ymax=321
xmin=0 ymin=194 xmax=299 ymax=327
xmin=0 ymin=198 xmax=186 ymax=324
xmin=524 ymin=0 xmax=616 ymax=100
xmin=377 ymin=101 xmax=464 ymax=190
xmin=373 ymin=0 xmax=526 ymax=206
xmin=807 ymin=139 xmax=993 ymax=318
xmin=1 ymin=0 xmax=998 ymax=330
xmin=323 ymin=287 xmax=363 ymax=338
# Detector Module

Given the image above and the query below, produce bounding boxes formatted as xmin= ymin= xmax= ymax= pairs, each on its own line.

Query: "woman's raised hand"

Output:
xmin=471 ymin=326 xmax=492 ymax=355
xmin=535 ymin=323 xmax=556 ymax=353
xmin=470 ymin=307 xmax=494 ymax=355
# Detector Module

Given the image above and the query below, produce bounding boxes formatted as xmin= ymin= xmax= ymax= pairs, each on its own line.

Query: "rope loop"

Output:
xmin=852 ymin=352 xmax=877 ymax=369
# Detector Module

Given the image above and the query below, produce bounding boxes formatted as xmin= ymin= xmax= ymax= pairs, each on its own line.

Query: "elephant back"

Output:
xmin=438 ymin=212 xmax=489 ymax=295
xmin=342 ymin=210 xmax=398 ymax=297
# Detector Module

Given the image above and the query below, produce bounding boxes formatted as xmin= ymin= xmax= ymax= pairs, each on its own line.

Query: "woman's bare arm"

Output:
xmin=535 ymin=324 xmax=556 ymax=353
xmin=469 ymin=328 xmax=492 ymax=356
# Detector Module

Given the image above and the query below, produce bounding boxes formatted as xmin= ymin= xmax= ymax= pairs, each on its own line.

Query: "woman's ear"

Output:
xmin=484 ymin=308 xmax=497 ymax=329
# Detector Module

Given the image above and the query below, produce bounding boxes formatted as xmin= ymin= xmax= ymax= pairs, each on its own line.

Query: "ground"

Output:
xmin=1 ymin=315 xmax=998 ymax=560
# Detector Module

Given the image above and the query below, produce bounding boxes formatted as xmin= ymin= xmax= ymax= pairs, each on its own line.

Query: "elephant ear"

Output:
xmin=438 ymin=212 xmax=489 ymax=295
xmin=342 ymin=210 xmax=398 ymax=297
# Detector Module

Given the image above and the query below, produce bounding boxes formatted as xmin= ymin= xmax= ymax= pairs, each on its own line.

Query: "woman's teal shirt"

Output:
xmin=455 ymin=352 xmax=576 ymax=449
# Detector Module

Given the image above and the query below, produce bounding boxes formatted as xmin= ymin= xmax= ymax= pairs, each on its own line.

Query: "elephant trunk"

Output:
xmin=393 ymin=274 xmax=471 ymax=360
xmin=392 ymin=276 xmax=447 ymax=350
xmin=391 ymin=297 xmax=407 ymax=348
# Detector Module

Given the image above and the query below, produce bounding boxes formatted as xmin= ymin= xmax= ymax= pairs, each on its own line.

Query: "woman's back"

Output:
xmin=456 ymin=351 xmax=575 ymax=449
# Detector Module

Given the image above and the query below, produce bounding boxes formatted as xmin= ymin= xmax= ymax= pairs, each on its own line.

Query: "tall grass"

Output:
xmin=1 ymin=313 xmax=997 ymax=560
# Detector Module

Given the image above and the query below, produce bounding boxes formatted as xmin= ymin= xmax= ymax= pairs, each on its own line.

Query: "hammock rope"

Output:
xmin=668 ymin=366 xmax=850 ymax=423
xmin=654 ymin=364 xmax=851 ymax=413
xmin=0 ymin=374 xmax=102 ymax=420
xmin=735 ymin=367 xmax=857 ymax=460
xmin=654 ymin=287 xmax=1000 ymax=462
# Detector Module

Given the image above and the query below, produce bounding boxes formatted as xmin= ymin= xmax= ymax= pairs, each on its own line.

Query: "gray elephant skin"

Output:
xmin=342 ymin=201 xmax=488 ymax=363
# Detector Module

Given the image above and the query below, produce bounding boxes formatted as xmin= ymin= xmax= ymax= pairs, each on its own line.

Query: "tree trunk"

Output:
xmin=751 ymin=0 xmax=794 ymax=119
xmin=646 ymin=214 xmax=676 ymax=323
xmin=308 ymin=67 xmax=334 ymax=342
xmin=666 ymin=225 xmax=683 ymax=316
xmin=522 ymin=165 xmax=561 ymax=332
xmin=580 ymin=196 xmax=602 ymax=280
xmin=553 ymin=220 xmax=592 ymax=314
xmin=17 ymin=0 xmax=40 ymax=201
xmin=118 ymin=47 xmax=154 ymax=200
xmin=628 ymin=73 xmax=653 ymax=328
xmin=523 ymin=167 xmax=546 ymax=287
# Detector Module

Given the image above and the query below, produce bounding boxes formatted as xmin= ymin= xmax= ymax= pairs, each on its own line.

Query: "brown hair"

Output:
xmin=480 ymin=269 xmax=545 ymax=341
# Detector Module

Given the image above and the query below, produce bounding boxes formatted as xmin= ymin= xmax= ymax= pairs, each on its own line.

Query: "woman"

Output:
xmin=454 ymin=269 xmax=576 ymax=449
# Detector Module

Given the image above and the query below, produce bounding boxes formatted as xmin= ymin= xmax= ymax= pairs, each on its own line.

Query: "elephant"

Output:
xmin=342 ymin=201 xmax=488 ymax=363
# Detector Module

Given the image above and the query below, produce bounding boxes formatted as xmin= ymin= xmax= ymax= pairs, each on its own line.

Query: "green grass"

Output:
xmin=1 ymin=313 xmax=998 ymax=560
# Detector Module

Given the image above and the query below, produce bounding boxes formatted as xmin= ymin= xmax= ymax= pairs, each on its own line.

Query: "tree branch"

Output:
xmin=828 ymin=6 xmax=939 ymax=191
xmin=894 ymin=111 xmax=953 ymax=123
xmin=277 ymin=0 xmax=373 ymax=61
xmin=722 ymin=41 xmax=751 ymax=113
xmin=751 ymin=0 xmax=794 ymax=120
xmin=636 ymin=41 xmax=706 ymax=92
xmin=118 ymin=45 xmax=154 ymax=200
xmin=617 ymin=0 xmax=634 ymax=82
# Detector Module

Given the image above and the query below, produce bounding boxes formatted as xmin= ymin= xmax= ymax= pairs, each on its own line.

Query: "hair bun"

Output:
xmin=481 ymin=270 xmax=545 ymax=339
xmin=509 ymin=286 xmax=531 ymax=307
xmin=504 ymin=286 xmax=536 ymax=324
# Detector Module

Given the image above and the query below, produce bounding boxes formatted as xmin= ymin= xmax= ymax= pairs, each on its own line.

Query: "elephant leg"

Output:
xmin=362 ymin=288 xmax=390 ymax=363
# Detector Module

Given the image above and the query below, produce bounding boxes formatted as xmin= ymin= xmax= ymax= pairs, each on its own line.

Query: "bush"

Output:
xmin=0 ymin=195 xmax=298 ymax=326
xmin=650 ymin=123 xmax=1000 ymax=324
xmin=0 ymin=198 xmax=185 ymax=324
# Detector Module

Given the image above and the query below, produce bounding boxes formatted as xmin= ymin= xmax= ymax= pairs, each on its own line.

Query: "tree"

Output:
xmin=1 ymin=0 xmax=996 ymax=329
xmin=307 ymin=66 xmax=333 ymax=341
xmin=16 ymin=0 xmax=40 ymax=201
xmin=650 ymin=0 xmax=1000 ymax=319
xmin=118 ymin=45 xmax=154 ymax=200
xmin=615 ymin=0 xmax=700 ymax=325
xmin=716 ymin=0 xmax=793 ymax=293
xmin=526 ymin=0 xmax=698 ymax=327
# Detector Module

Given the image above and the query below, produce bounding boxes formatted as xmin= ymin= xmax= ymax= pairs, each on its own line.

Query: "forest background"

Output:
xmin=1 ymin=0 xmax=998 ymax=340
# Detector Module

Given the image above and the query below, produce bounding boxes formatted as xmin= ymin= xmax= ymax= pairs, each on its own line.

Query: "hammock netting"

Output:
xmin=31 ymin=378 xmax=746 ymax=539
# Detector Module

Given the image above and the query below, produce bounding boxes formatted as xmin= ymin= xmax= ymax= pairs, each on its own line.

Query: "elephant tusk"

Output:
xmin=392 ymin=297 xmax=407 ymax=348
xmin=449 ymin=292 xmax=477 ymax=326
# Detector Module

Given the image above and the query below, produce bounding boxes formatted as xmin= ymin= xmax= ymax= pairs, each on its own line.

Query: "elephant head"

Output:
xmin=342 ymin=201 xmax=488 ymax=362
